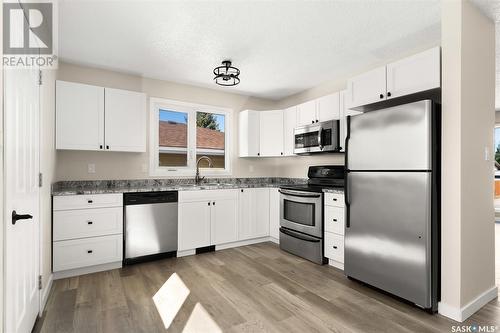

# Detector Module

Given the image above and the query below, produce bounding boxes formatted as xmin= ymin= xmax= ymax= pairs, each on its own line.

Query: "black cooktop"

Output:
xmin=280 ymin=165 xmax=345 ymax=193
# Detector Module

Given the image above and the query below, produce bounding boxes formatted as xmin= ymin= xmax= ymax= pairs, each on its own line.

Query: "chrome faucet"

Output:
xmin=195 ymin=156 xmax=213 ymax=184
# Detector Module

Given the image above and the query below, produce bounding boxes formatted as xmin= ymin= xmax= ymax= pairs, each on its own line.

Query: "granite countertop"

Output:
xmin=51 ymin=177 xmax=309 ymax=196
xmin=322 ymin=188 xmax=345 ymax=194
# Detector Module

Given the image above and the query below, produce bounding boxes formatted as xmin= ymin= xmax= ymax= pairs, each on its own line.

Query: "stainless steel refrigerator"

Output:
xmin=344 ymin=99 xmax=440 ymax=312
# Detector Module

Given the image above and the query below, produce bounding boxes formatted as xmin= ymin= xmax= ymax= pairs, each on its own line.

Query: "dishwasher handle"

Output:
xmin=124 ymin=191 xmax=178 ymax=205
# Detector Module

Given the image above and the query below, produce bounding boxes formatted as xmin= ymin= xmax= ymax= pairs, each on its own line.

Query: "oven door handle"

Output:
xmin=280 ymin=227 xmax=320 ymax=243
xmin=278 ymin=189 xmax=321 ymax=198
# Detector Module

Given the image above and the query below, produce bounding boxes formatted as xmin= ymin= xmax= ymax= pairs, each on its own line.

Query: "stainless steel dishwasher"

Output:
xmin=124 ymin=191 xmax=178 ymax=264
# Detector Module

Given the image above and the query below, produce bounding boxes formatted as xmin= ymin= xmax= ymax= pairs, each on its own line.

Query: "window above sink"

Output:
xmin=149 ymin=97 xmax=232 ymax=177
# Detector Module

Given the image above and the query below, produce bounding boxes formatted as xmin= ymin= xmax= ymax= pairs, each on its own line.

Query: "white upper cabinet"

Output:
xmin=386 ymin=46 xmax=440 ymax=99
xmin=316 ymin=92 xmax=340 ymax=122
xmin=339 ymin=90 xmax=362 ymax=152
xmin=259 ymin=110 xmax=284 ymax=157
xmin=346 ymin=47 xmax=441 ymax=109
xmin=283 ymin=106 xmax=297 ymax=156
xmin=296 ymin=100 xmax=317 ymax=126
xmin=56 ymin=80 xmax=146 ymax=152
xmin=346 ymin=66 xmax=387 ymax=109
xmin=56 ymin=81 xmax=105 ymax=151
xmin=239 ymin=110 xmax=260 ymax=157
xmin=104 ymin=88 xmax=146 ymax=152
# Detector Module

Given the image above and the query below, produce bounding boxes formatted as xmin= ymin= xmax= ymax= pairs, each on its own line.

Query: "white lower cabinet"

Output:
xmin=52 ymin=193 xmax=124 ymax=278
xmin=324 ymin=232 xmax=344 ymax=263
xmin=269 ymin=188 xmax=280 ymax=241
xmin=238 ymin=188 xmax=270 ymax=240
xmin=178 ymin=200 xmax=212 ymax=251
xmin=211 ymin=197 xmax=239 ymax=245
xmin=53 ymin=234 xmax=122 ymax=272
xmin=178 ymin=189 xmax=239 ymax=251
xmin=324 ymin=192 xmax=345 ymax=269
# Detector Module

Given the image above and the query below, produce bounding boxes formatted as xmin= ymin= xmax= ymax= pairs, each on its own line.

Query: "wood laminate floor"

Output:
xmin=34 ymin=242 xmax=500 ymax=333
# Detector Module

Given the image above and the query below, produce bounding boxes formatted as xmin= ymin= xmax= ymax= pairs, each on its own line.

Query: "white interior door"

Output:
xmin=4 ymin=67 xmax=41 ymax=333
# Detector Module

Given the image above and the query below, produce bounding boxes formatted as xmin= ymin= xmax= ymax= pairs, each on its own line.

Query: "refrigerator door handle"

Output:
xmin=345 ymin=115 xmax=351 ymax=228
xmin=345 ymin=171 xmax=351 ymax=228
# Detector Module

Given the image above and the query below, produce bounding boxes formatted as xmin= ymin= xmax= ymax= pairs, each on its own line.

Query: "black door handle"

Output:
xmin=12 ymin=210 xmax=33 ymax=225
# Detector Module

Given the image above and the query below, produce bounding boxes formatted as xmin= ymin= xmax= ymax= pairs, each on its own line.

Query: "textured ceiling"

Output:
xmin=59 ymin=0 xmax=441 ymax=100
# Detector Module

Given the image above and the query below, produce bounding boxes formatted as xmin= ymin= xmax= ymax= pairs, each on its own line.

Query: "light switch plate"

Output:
xmin=485 ymin=147 xmax=490 ymax=161
xmin=87 ymin=163 xmax=96 ymax=174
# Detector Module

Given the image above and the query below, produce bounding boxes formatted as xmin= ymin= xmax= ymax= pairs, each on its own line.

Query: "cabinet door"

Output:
xmin=254 ymin=188 xmax=270 ymax=237
xmin=339 ymin=90 xmax=363 ymax=152
xmin=239 ymin=110 xmax=260 ymax=157
xmin=386 ymin=47 xmax=440 ymax=99
xmin=346 ymin=66 xmax=386 ymax=109
xmin=56 ymin=80 xmax=104 ymax=151
xmin=238 ymin=188 xmax=254 ymax=240
xmin=283 ymin=106 xmax=297 ymax=156
xmin=260 ymin=110 xmax=284 ymax=157
xmin=104 ymin=88 xmax=146 ymax=152
xmin=269 ymin=188 xmax=280 ymax=240
xmin=238 ymin=188 xmax=269 ymax=240
xmin=296 ymin=100 xmax=317 ymax=126
xmin=211 ymin=197 xmax=238 ymax=245
xmin=317 ymin=92 xmax=340 ymax=122
xmin=178 ymin=201 xmax=211 ymax=251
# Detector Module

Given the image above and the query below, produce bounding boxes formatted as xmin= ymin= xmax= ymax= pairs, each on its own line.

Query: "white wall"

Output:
xmin=56 ymin=62 xmax=287 ymax=180
xmin=440 ymin=0 xmax=496 ymax=321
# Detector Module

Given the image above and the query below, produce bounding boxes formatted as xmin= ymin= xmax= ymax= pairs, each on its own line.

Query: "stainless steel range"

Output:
xmin=279 ymin=165 xmax=344 ymax=264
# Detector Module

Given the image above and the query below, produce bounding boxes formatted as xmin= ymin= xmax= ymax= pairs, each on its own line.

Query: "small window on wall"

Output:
xmin=495 ymin=126 xmax=500 ymax=170
xmin=196 ymin=112 xmax=225 ymax=169
xmin=159 ymin=110 xmax=188 ymax=167
xmin=150 ymin=98 xmax=231 ymax=176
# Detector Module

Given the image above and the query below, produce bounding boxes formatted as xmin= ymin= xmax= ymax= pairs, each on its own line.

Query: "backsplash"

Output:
xmin=52 ymin=177 xmax=307 ymax=195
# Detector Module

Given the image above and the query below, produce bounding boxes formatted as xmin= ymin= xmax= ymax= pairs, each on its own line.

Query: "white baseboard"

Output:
xmin=438 ymin=286 xmax=498 ymax=322
xmin=215 ymin=236 xmax=271 ymax=251
xmin=177 ymin=249 xmax=196 ymax=257
xmin=269 ymin=236 xmax=279 ymax=244
xmin=328 ymin=259 xmax=344 ymax=270
xmin=53 ymin=261 xmax=122 ymax=280
xmin=178 ymin=237 xmax=274 ymax=258
xmin=40 ymin=273 xmax=53 ymax=313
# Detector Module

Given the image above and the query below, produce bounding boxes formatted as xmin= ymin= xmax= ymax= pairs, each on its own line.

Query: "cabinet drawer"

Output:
xmin=53 ymin=193 xmax=123 ymax=211
xmin=324 ymin=192 xmax=344 ymax=207
xmin=53 ymin=234 xmax=123 ymax=272
xmin=53 ymin=207 xmax=123 ymax=241
xmin=324 ymin=206 xmax=345 ymax=235
xmin=324 ymin=232 xmax=344 ymax=263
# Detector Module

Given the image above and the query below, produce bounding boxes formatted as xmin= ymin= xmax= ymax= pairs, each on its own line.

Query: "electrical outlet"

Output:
xmin=141 ymin=163 xmax=148 ymax=173
xmin=87 ymin=163 xmax=96 ymax=174
xmin=249 ymin=165 xmax=254 ymax=173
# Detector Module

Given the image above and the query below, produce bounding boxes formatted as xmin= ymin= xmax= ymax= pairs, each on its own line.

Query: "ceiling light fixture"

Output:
xmin=213 ymin=60 xmax=240 ymax=86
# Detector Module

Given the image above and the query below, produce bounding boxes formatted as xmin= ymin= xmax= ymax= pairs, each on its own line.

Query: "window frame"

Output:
xmin=149 ymin=97 xmax=232 ymax=177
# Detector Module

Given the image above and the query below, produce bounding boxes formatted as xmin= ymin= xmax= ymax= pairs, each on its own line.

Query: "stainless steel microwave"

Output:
xmin=293 ymin=120 xmax=340 ymax=154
